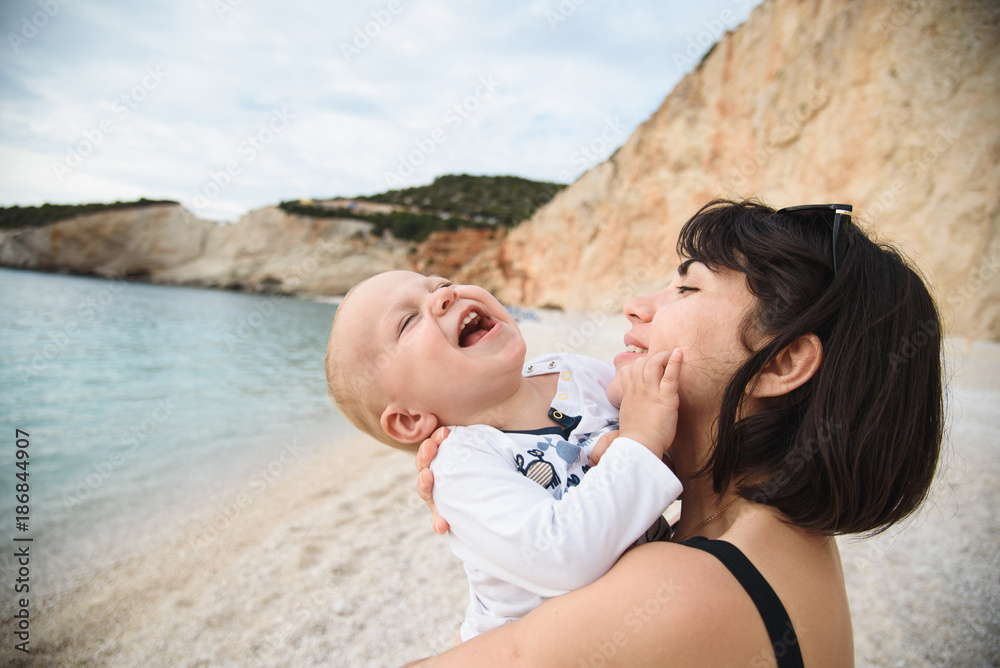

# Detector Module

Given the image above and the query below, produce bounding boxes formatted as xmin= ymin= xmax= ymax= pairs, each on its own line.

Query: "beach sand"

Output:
xmin=2 ymin=313 xmax=998 ymax=667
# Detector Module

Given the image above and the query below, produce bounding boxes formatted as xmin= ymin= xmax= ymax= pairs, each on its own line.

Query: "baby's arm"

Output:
xmin=431 ymin=427 xmax=682 ymax=597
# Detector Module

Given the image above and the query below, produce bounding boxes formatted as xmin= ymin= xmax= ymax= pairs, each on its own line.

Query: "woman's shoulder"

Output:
xmin=560 ymin=528 xmax=852 ymax=667
xmin=439 ymin=526 xmax=852 ymax=667
xmin=617 ymin=541 xmax=771 ymax=651
xmin=623 ymin=523 xmax=853 ymax=667
xmin=505 ymin=540 xmax=773 ymax=667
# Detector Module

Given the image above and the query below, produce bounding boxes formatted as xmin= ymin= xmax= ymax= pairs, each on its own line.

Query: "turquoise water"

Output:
xmin=0 ymin=268 xmax=347 ymax=571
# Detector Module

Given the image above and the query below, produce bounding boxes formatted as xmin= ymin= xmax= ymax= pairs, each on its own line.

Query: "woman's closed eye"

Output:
xmin=677 ymin=285 xmax=699 ymax=295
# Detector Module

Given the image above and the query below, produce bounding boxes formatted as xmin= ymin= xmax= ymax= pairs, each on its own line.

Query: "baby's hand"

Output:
xmin=617 ymin=349 xmax=682 ymax=460
xmin=588 ymin=430 xmax=619 ymax=466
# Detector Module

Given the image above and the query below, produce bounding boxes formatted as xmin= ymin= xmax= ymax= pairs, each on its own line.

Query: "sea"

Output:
xmin=0 ymin=268 xmax=350 ymax=589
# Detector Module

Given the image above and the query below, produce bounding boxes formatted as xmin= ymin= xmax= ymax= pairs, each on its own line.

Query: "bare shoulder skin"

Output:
xmin=404 ymin=502 xmax=853 ymax=667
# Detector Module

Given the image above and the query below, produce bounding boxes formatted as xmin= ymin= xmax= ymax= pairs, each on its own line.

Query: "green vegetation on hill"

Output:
xmin=0 ymin=198 xmax=179 ymax=230
xmin=361 ymin=174 xmax=565 ymax=226
xmin=278 ymin=200 xmax=491 ymax=243
xmin=280 ymin=174 xmax=565 ymax=242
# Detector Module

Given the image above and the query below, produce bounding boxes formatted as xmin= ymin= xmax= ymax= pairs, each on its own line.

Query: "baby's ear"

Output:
xmin=380 ymin=404 xmax=439 ymax=444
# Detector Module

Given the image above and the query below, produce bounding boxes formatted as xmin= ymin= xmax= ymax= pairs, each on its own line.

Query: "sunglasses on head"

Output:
xmin=776 ymin=203 xmax=853 ymax=276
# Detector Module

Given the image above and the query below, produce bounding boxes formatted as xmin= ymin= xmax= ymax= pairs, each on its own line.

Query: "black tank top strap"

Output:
xmin=681 ymin=536 xmax=805 ymax=668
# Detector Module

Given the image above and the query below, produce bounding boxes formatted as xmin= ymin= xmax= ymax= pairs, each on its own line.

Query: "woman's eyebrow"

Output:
xmin=677 ymin=259 xmax=695 ymax=276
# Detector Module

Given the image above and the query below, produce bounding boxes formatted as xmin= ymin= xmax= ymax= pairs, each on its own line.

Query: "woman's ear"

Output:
xmin=380 ymin=404 xmax=439 ymax=444
xmin=748 ymin=333 xmax=823 ymax=398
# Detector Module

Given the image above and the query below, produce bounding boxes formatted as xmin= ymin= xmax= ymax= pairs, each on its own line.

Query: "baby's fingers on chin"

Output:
xmin=651 ymin=350 xmax=672 ymax=365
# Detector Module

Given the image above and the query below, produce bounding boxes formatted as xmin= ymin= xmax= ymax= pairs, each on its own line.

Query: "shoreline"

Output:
xmin=1 ymin=322 xmax=997 ymax=667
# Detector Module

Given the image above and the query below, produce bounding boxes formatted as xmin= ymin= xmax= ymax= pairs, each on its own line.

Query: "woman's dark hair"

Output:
xmin=677 ymin=199 xmax=944 ymax=536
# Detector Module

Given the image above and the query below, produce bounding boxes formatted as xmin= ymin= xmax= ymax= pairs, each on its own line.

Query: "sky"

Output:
xmin=0 ymin=0 xmax=764 ymax=221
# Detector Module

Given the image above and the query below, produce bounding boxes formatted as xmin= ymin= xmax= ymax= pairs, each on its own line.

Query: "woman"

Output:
xmin=408 ymin=199 xmax=944 ymax=666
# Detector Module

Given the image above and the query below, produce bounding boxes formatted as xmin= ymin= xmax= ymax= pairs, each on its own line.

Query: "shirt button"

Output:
xmin=547 ymin=361 xmax=556 ymax=369
xmin=526 ymin=365 xmax=534 ymax=373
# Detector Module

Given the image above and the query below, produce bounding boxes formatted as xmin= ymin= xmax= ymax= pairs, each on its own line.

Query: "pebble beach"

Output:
xmin=2 ymin=312 xmax=998 ymax=668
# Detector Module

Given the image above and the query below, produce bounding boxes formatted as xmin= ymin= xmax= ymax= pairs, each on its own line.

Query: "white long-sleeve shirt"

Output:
xmin=430 ymin=354 xmax=683 ymax=641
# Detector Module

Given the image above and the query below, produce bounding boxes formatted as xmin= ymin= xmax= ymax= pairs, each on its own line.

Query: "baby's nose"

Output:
xmin=432 ymin=286 xmax=456 ymax=314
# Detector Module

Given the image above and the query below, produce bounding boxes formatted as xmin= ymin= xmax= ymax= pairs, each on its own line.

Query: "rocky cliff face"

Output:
xmin=412 ymin=227 xmax=500 ymax=279
xmin=0 ymin=203 xmax=500 ymax=297
xmin=155 ymin=206 xmax=413 ymax=295
xmin=0 ymin=204 xmax=414 ymax=296
xmin=457 ymin=0 xmax=1000 ymax=339
xmin=0 ymin=204 xmax=213 ymax=279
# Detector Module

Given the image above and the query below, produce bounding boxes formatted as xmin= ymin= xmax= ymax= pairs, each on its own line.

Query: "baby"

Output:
xmin=325 ymin=270 xmax=683 ymax=641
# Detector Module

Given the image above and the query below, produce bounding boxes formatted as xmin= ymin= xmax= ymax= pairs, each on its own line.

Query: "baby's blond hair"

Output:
xmin=324 ymin=284 xmax=420 ymax=453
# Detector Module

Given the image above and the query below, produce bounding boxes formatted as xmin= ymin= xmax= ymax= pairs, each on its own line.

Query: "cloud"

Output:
xmin=0 ymin=0 xmax=762 ymax=220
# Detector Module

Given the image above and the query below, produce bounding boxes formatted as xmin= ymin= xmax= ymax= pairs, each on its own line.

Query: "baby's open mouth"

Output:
xmin=459 ymin=311 xmax=497 ymax=347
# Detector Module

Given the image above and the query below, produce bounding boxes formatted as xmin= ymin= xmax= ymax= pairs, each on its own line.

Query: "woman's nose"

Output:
xmin=624 ymin=293 xmax=654 ymax=323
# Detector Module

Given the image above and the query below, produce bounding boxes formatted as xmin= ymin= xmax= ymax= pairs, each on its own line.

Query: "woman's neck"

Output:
xmin=668 ymin=416 xmax=742 ymax=541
